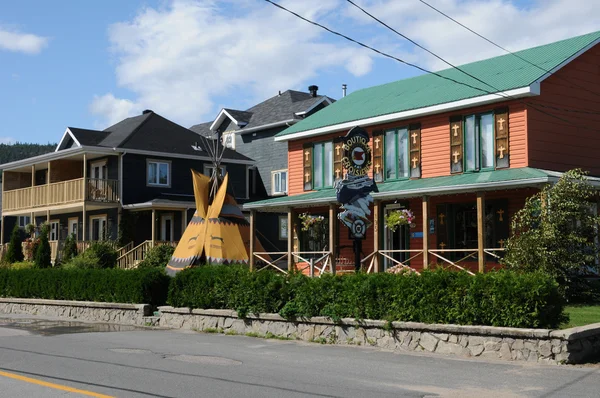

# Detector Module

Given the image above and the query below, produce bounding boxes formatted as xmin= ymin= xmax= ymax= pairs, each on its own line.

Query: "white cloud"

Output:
xmin=0 ymin=137 xmax=16 ymax=144
xmin=0 ymin=28 xmax=48 ymax=54
xmin=91 ymin=0 xmax=374 ymax=128
xmin=89 ymin=94 xmax=140 ymax=127
xmin=345 ymin=0 xmax=600 ymax=70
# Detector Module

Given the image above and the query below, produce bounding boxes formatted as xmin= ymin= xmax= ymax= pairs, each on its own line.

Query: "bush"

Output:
xmin=10 ymin=261 xmax=34 ymax=270
xmin=23 ymin=237 xmax=40 ymax=262
xmin=0 ymin=268 xmax=170 ymax=306
xmin=4 ymin=225 xmax=24 ymax=264
xmin=62 ymin=233 xmax=78 ymax=263
xmin=138 ymin=245 xmax=175 ymax=268
xmin=62 ymin=255 xmax=99 ymax=270
xmin=84 ymin=241 xmax=118 ymax=269
xmin=34 ymin=225 xmax=52 ymax=268
xmin=168 ymin=267 xmax=566 ymax=329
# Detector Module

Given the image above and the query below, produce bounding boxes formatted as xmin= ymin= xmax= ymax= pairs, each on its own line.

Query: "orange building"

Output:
xmin=245 ymin=31 xmax=600 ymax=275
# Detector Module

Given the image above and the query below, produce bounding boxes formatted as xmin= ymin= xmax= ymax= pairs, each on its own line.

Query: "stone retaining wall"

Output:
xmin=0 ymin=298 xmax=151 ymax=325
xmin=157 ymin=306 xmax=600 ymax=365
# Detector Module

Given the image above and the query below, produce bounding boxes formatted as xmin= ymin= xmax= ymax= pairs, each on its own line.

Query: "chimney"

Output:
xmin=308 ymin=85 xmax=319 ymax=97
xmin=342 ymin=84 xmax=347 ymax=97
xmin=142 ymin=109 xmax=153 ymax=115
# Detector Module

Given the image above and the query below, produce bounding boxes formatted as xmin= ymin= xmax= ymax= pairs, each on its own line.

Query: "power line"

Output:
xmin=265 ymin=0 xmax=600 ymax=133
xmin=417 ymin=0 xmax=600 ymax=99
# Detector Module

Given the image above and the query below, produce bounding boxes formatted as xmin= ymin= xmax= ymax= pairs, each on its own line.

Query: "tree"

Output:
xmin=62 ymin=233 xmax=78 ymax=263
xmin=35 ymin=224 xmax=52 ymax=268
xmin=4 ymin=224 xmax=24 ymax=263
xmin=504 ymin=169 xmax=600 ymax=298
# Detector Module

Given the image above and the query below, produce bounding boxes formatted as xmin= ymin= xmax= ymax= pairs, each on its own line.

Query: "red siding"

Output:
xmin=528 ymin=43 xmax=600 ymax=174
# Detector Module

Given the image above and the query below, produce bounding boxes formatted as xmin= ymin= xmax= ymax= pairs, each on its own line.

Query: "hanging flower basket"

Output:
xmin=298 ymin=213 xmax=325 ymax=232
xmin=384 ymin=209 xmax=414 ymax=232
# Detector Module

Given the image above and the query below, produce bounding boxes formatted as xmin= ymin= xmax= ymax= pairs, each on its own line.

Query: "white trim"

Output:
xmin=294 ymin=97 xmax=333 ymax=116
xmin=160 ymin=213 xmax=174 ymax=242
xmin=89 ymin=214 xmax=107 ymax=241
xmin=274 ymin=86 xmax=537 ymax=142
xmin=271 ymin=169 xmax=288 ymax=195
xmin=146 ymin=159 xmax=171 ymax=187
xmin=535 ymin=37 xmax=600 ymax=84
xmin=234 ymin=119 xmax=298 ymax=135
xmin=122 ymin=200 xmax=195 ymax=210
xmin=118 ymin=148 xmax=254 ymax=165
xmin=68 ymin=217 xmax=78 ymax=239
xmin=55 ymin=128 xmax=82 ymax=152
xmin=209 ymin=109 xmax=248 ymax=131
xmin=90 ymin=159 xmax=107 ymax=180
xmin=0 ymin=146 xmax=115 ymax=171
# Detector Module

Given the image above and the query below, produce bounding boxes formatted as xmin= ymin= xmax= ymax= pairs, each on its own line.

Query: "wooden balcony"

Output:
xmin=3 ymin=178 xmax=119 ymax=213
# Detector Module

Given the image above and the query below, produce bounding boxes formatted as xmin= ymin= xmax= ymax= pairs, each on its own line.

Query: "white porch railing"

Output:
xmin=253 ymin=251 xmax=333 ymax=276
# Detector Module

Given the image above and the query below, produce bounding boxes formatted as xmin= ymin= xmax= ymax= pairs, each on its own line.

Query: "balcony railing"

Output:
xmin=2 ymin=178 xmax=119 ymax=212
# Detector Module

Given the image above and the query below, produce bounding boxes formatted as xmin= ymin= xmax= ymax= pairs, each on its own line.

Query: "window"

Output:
xmin=222 ymin=132 xmax=235 ymax=149
xmin=68 ymin=218 xmax=78 ymax=239
xmin=90 ymin=215 xmax=107 ymax=241
xmin=18 ymin=216 xmax=31 ymax=229
xmin=272 ymin=170 xmax=287 ymax=195
xmin=464 ymin=113 xmax=494 ymax=172
xmin=313 ymin=141 xmax=333 ymax=189
xmin=384 ymin=127 xmax=409 ymax=180
xmin=91 ymin=160 xmax=107 ymax=180
xmin=147 ymin=160 xmax=170 ymax=186
xmin=49 ymin=220 xmax=59 ymax=241
xmin=203 ymin=165 xmax=226 ymax=178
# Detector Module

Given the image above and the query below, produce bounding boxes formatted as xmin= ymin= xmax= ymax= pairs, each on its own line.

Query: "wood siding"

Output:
xmin=288 ymin=102 xmax=527 ymax=195
xmin=528 ymin=43 xmax=600 ymax=175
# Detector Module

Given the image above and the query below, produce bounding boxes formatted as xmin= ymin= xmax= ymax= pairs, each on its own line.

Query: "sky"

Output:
xmin=1 ymin=0 xmax=599 ymax=145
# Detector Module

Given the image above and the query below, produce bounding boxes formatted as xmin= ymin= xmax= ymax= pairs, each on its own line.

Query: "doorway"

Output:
xmin=383 ymin=204 xmax=408 ymax=270
xmin=90 ymin=215 xmax=107 ymax=241
xmin=160 ymin=214 xmax=174 ymax=242
xmin=49 ymin=220 xmax=60 ymax=242
xmin=68 ymin=217 xmax=78 ymax=240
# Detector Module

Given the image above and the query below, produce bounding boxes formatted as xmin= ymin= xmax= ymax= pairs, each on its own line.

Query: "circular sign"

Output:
xmin=341 ymin=128 xmax=372 ymax=176
xmin=351 ymin=219 xmax=366 ymax=239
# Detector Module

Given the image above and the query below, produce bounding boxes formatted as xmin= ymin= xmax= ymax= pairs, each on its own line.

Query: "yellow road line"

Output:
xmin=0 ymin=370 xmax=114 ymax=398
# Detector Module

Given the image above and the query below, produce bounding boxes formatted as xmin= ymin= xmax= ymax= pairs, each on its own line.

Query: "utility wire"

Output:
xmin=417 ymin=0 xmax=600 ymax=99
xmin=265 ymin=0 xmax=600 ymax=132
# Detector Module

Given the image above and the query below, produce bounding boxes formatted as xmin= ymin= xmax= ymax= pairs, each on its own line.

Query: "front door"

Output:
xmin=90 ymin=216 xmax=107 ymax=241
xmin=68 ymin=218 xmax=78 ymax=239
xmin=161 ymin=214 xmax=174 ymax=242
xmin=383 ymin=205 xmax=408 ymax=270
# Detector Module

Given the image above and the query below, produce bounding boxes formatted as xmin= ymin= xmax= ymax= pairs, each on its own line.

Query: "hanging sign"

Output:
xmin=336 ymin=126 xmax=378 ymax=239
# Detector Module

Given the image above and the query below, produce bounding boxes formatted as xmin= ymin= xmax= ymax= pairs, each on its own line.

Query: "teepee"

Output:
xmin=166 ymin=134 xmax=267 ymax=275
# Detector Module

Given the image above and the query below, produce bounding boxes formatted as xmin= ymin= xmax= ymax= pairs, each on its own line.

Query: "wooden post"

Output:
xmin=82 ymin=204 xmax=87 ymax=241
xmin=0 ymin=216 xmax=4 ymax=245
xmin=82 ymin=154 xmax=87 ymax=201
xmin=46 ymin=209 xmax=50 ymax=224
xmin=151 ymin=209 xmax=156 ymax=247
xmin=181 ymin=209 xmax=187 ymax=239
xmin=249 ymin=210 xmax=256 ymax=271
xmin=31 ymin=165 xmax=35 ymax=186
xmin=477 ymin=192 xmax=485 ymax=273
xmin=287 ymin=209 xmax=294 ymax=272
xmin=373 ymin=200 xmax=380 ymax=273
xmin=422 ymin=196 xmax=429 ymax=270
xmin=329 ymin=204 xmax=336 ymax=275
xmin=47 ymin=161 xmax=51 ymax=206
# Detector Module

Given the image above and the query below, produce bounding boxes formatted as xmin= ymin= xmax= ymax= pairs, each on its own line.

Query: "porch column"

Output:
xmin=249 ymin=210 xmax=256 ymax=271
xmin=422 ymin=196 xmax=429 ymax=270
xmin=47 ymin=161 xmax=51 ymax=205
xmin=151 ymin=209 xmax=156 ymax=246
xmin=46 ymin=210 xmax=50 ymax=224
xmin=31 ymin=165 xmax=35 ymax=186
xmin=0 ymin=216 xmax=4 ymax=245
xmin=181 ymin=209 xmax=187 ymax=238
xmin=82 ymin=154 xmax=87 ymax=201
xmin=287 ymin=209 xmax=294 ymax=272
xmin=82 ymin=204 xmax=87 ymax=241
xmin=477 ymin=192 xmax=486 ymax=273
xmin=373 ymin=200 xmax=380 ymax=273
xmin=329 ymin=204 xmax=336 ymax=275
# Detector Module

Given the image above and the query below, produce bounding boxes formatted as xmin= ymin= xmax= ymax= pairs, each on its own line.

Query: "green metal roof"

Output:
xmin=244 ymin=168 xmax=554 ymax=209
xmin=276 ymin=30 xmax=600 ymax=138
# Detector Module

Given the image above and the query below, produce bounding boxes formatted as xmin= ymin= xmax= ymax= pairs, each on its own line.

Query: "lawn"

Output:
xmin=561 ymin=305 xmax=600 ymax=329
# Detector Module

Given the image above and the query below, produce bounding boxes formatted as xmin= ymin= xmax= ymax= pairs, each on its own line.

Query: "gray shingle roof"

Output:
xmin=68 ymin=128 xmax=110 ymax=146
xmin=189 ymin=90 xmax=335 ymax=134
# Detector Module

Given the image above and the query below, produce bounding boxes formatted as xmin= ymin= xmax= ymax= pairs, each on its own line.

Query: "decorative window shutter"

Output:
xmin=449 ymin=116 xmax=463 ymax=174
xmin=302 ymin=143 xmax=313 ymax=191
xmin=494 ymin=108 xmax=509 ymax=169
xmin=409 ymin=123 xmax=421 ymax=178
xmin=372 ymin=130 xmax=384 ymax=182
xmin=333 ymin=137 xmax=344 ymax=185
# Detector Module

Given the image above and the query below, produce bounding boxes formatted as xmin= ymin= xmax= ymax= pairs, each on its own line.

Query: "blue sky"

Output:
xmin=1 ymin=0 xmax=598 ymax=144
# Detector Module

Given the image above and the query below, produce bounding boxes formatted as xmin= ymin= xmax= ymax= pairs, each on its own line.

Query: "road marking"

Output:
xmin=0 ymin=370 xmax=114 ymax=397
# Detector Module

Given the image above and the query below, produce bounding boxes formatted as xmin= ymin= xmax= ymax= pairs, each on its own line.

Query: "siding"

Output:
xmin=528 ymin=43 xmax=600 ymax=174
xmin=288 ymin=101 xmax=527 ymax=195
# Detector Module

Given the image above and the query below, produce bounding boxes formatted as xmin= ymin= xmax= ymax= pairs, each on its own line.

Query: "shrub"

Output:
xmin=23 ymin=237 xmax=40 ymax=262
xmin=62 ymin=255 xmax=99 ymax=270
xmin=34 ymin=225 xmax=52 ymax=268
xmin=4 ymin=225 xmax=24 ymax=264
xmin=168 ymin=267 xmax=566 ymax=329
xmin=62 ymin=233 xmax=78 ymax=263
xmin=84 ymin=241 xmax=118 ymax=269
xmin=138 ymin=245 xmax=175 ymax=268
xmin=0 ymin=268 xmax=170 ymax=306
xmin=11 ymin=261 xmax=34 ymax=270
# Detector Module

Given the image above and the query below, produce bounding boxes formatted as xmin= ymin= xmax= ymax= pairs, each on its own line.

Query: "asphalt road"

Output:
xmin=0 ymin=315 xmax=598 ymax=398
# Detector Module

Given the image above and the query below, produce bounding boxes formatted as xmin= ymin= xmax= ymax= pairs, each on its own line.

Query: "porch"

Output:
xmin=245 ymin=167 xmax=559 ymax=276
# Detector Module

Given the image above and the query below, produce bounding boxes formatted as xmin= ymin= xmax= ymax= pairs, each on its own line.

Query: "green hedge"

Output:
xmin=168 ymin=266 xmax=566 ymax=329
xmin=0 ymin=268 xmax=169 ymax=307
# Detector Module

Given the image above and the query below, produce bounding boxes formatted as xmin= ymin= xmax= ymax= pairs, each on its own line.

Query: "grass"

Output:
xmin=561 ymin=305 xmax=600 ymax=329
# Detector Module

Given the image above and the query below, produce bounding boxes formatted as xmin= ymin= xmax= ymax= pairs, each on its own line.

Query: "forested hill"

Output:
xmin=0 ymin=143 xmax=56 ymax=165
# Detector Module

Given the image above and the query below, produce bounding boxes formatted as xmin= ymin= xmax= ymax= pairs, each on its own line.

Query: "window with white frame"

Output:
xmin=147 ymin=160 xmax=170 ymax=186
xmin=203 ymin=165 xmax=226 ymax=179
xmin=18 ymin=216 xmax=31 ymax=229
xmin=313 ymin=141 xmax=333 ymax=189
xmin=222 ymin=132 xmax=235 ymax=150
xmin=272 ymin=170 xmax=288 ymax=195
